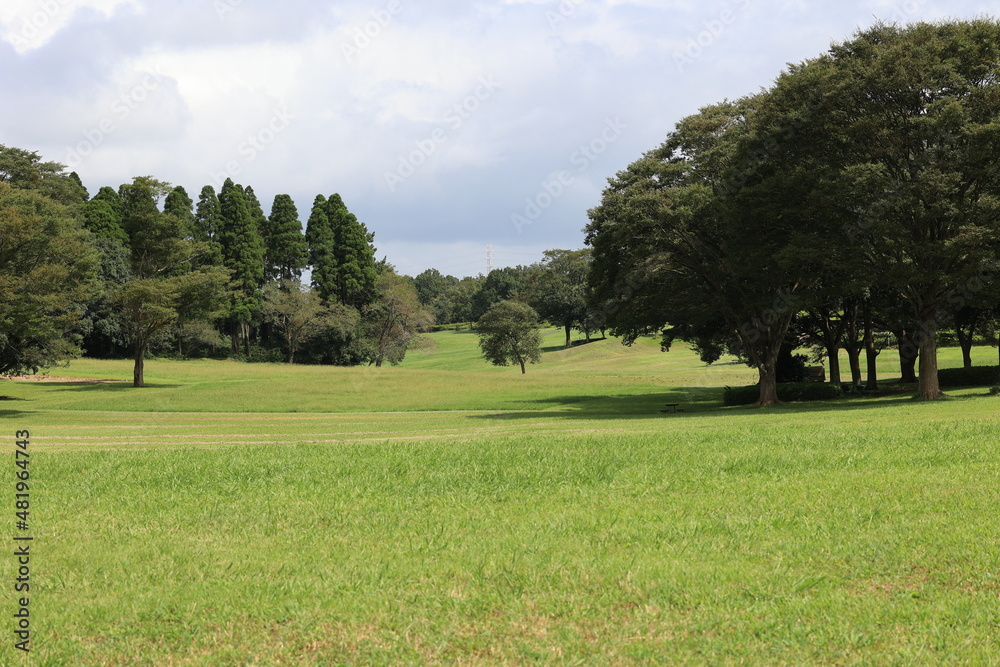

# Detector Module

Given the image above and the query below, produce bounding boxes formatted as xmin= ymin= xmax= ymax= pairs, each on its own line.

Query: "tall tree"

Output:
xmin=262 ymin=280 xmax=334 ymax=363
xmin=587 ymin=100 xmax=827 ymax=406
xmin=217 ymin=178 xmax=265 ymax=353
xmin=264 ymin=194 xmax=308 ymax=282
xmin=194 ymin=185 xmax=224 ymax=267
xmin=115 ymin=177 xmax=228 ymax=386
xmin=358 ymin=272 xmax=433 ymax=367
xmin=305 ymin=194 xmax=336 ymax=300
xmin=768 ymin=20 xmax=1000 ymax=399
xmin=164 ymin=186 xmax=195 ymax=237
xmin=528 ymin=249 xmax=591 ymax=348
xmin=326 ymin=193 xmax=378 ymax=308
xmin=0 ymin=182 xmax=99 ymax=375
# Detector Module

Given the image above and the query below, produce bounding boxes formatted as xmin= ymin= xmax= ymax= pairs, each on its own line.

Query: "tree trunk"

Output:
xmin=847 ymin=348 xmax=862 ymax=386
xmin=133 ymin=344 xmax=146 ymax=388
xmin=898 ymin=332 xmax=918 ymax=383
xmin=518 ymin=356 xmax=526 ymax=374
xmin=231 ymin=321 xmax=240 ymax=356
xmin=826 ymin=344 xmax=842 ymax=384
xmin=864 ymin=303 xmax=878 ymax=391
xmin=956 ymin=327 xmax=973 ymax=369
xmin=565 ymin=323 xmax=572 ymax=348
xmin=757 ymin=361 xmax=779 ymax=406
xmin=917 ymin=318 xmax=944 ymax=400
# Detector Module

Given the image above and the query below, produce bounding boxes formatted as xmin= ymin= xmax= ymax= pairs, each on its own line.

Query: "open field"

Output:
xmin=2 ymin=331 xmax=1000 ymax=664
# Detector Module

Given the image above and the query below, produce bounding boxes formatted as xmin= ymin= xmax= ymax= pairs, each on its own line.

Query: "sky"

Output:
xmin=0 ymin=0 xmax=994 ymax=277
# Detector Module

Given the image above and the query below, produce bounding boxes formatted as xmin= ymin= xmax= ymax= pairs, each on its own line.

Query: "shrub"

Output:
xmin=989 ymin=386 xmax=1000 ymax=396
xmin=724 ymin=382 xmax=843 ymax=406
xmin=937 ymin=366 xmax=1000 ymax=388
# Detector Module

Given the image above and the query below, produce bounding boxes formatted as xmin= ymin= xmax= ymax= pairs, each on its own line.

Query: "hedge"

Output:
xmin=724 ymin=382 xmax=843 ymax=406
xmin=937 ymin=365 xmax=1000 ymax=388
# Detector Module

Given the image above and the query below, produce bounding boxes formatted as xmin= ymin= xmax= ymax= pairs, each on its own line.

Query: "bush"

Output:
xmin=724 ymin=382 xmax=843 ymax=406
xmin=989 ymin=386 xmax=1000 ymax=396
xmin=937 ymin=366 xmax=1000 ymax=388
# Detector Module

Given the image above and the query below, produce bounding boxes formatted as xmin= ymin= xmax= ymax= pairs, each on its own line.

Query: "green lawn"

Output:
xmin=1 ymin=332 xmax=999 ymax=664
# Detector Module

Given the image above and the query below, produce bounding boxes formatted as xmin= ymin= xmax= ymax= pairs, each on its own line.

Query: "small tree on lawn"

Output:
xmin=476 ymin=300 xmax=542 ymax=374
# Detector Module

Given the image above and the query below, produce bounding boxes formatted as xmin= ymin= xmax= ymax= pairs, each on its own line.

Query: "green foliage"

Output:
xmin=80 ymin=197 xmax=128 ymax=245
xmin=528 ymin=248 xmax=592 ymax=347
xmin=163 ymin=186 xmax=195 ymax=235
xmin=0 ymin=144 xmax=88 ymax=204
xmin=358 ymin=272 xmax=433 ymax=367
xmin=471 ymin=266 xmax=531 ymax=321
xmin=476 ymin=300 xmax=542 ymax=373
xmin=937 ymin=365 xmax=1000 ymax=389
xmin=119 ymin=176 xmax=187 ymax=279
xmin=765 ymin=19 xmax=1000 ymax=399
xmin=80 ymin=236 xmax=133 ymax=358
xmin=263 ymin=279 xmax=348 ymax=363
xmin=414 ymin=268 xmax=458 ymax=306
xmin=218 ymin=178 xmax=265 ymax=322
xmin=263 ymin=194 xmax=307 ymax=282
xmin=305 ymin=194 xmax=336 ymax=300
xmin=194 ymin=185 xmax=224 ymax=266
xmin=433 ymin=275 xmax=482 ymax=324
xmin=0 ymin=182 xmax=99 ymax=374
xmin=724 ymin=382 xmax=843 ymax=406
xmin=328 ymin=193 xmax=378 ymax=308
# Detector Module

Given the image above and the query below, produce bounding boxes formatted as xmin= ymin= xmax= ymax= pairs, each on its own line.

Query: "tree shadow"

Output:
xmin=467 ymin=387 xmax=979 ymax=422
xmin=41 ymin=381 xmax=184 ymax=393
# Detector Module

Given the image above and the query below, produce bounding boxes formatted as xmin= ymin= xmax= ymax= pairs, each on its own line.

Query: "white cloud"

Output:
xmin=0 ymin=0 xmax=139 ymax=53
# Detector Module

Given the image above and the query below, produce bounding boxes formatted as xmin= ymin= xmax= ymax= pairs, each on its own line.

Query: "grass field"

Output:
xmin=1 ymin=330 xmax=999 ymax=665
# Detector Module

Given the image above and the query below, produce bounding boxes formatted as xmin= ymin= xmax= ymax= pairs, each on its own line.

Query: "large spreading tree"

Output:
xmin=0 ymin=182 xmax=99 ymax=375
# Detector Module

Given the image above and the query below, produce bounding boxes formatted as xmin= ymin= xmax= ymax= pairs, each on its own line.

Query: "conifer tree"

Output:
xmin=264 ymin=194 xmax=308 ymax=282
xmin=164 ymin=186 xmax=195 ymax=237
xmin=218 ymin=178 xmax=265 ymax=352
xmin=326 ymin=193 xmax=377 ymax=308
xmin=305 ymin=194 xmax=337 ymax=301
xmin=194 ymin=185 xmax=224 ymax=266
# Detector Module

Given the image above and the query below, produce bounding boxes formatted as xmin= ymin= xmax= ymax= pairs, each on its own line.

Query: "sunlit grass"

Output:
xmin=2 ymin=332 xmax=999 ymax=664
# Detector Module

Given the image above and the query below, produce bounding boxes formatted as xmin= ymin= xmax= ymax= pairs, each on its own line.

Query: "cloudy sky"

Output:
xmin=1 ymin=0 xmax=993 ymax=277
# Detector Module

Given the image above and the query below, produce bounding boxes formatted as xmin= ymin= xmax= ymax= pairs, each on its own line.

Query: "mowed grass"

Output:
xmin=2 ymin=331 xmax=1000 ymax=665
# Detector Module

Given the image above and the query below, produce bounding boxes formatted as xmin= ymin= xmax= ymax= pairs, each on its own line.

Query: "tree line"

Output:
xmin=584 ymin=19 xmax=1000 ymax=404
xmin=0 ymin=143 xmax=604 ymax=385
xmin=0 ymin=146 xmax=438 ymax=386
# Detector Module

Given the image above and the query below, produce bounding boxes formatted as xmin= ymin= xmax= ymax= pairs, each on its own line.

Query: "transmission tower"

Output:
xmin=486 ymin=244 xmax=495 ymax=274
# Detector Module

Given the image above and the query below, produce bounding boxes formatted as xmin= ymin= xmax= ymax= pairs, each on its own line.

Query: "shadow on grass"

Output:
xmin=0 ymin=409 xmax=36 ymax=420
xmin=468 ymin=387 xmax=987 ymax=422
xmin=42 ymin=382 xmax=184 ymax=393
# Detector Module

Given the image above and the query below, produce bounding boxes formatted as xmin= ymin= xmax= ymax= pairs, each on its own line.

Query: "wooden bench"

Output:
xmin=660 ymin=403 xmax=684 ymax=414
